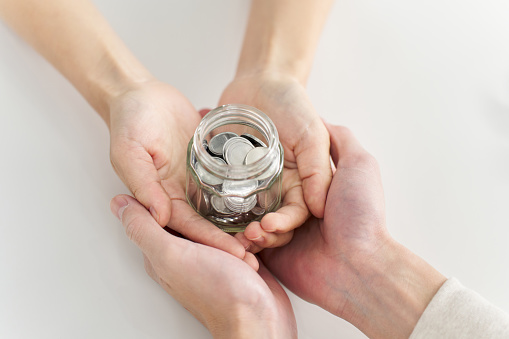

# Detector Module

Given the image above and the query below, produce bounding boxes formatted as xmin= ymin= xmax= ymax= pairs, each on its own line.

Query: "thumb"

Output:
xmin=324 ymin=123 xmax=365 ymax=166
xmin=111 ymin=144 xmax=171 ymax=226
xmin=110 ymin=194 xmax=173 ymax=256
xmin=295 ymin=121 xmax=332 ymax=218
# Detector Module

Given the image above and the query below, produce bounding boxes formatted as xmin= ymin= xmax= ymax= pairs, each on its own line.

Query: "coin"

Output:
xmin=224 ymin=195 xmax=257 ymax=213
xmin=241 ymin=134 xmax=267 ymax=147
xmin=223 ymin=137 xmax=255 ymax=166
xmin=203 ymin=139 xmax=218 ymax=157
xmin=208 ymin=132 xmax=238 ymax=156
xmin=244 ymin=147 xmax=269 ymax=165
xmin=223 ymin=179 xmax=258 ymax=195
xmin=194 ymin=162 xmax=223 ymax=185
xmin=211 ymin=195 xmax=235 ymax=215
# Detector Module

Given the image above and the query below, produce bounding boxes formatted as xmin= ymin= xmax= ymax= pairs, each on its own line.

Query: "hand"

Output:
xmin=219 ymin=72 xmax=332 ymax=251
xmin=110 ymin=194 xmax=297 ymax=339
xmin=109 ymin=80 xmax=247 ymax=261
xmin=261 ymin=124 xmax=446 ymax=338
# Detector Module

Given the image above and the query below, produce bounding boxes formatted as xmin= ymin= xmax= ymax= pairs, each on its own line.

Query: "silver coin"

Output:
xmin=222 ymin=179 xmax=258 ymax=196
xmin=257 ymin=190 xmax=276 ymax=209
xmin=224 ymin=195 xmax=257 ymax=213
xmin=223 ymin=137 xmax=255 ymax=165
xmin=244 ymin=147 xmax=269 ymax=165
xmin=208 ymin=132 xmax=238 ymax=156
xmin=195 ymin=162 xmax=223 ymax=185
xmin=259 ymin=147 xmax=281 ymax=180
xmin=211 ymin=195 xmax=235 ymax=215
xmin=241 ymin=134 xmax=267 ymax=147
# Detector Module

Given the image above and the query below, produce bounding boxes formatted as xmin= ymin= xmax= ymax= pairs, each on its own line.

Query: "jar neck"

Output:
xmin=193 ymin=104 xmax=280 ymax=180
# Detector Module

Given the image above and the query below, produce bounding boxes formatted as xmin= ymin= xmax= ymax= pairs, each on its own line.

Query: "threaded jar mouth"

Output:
xmin=193 ymin=104 xmax=280 ymax=180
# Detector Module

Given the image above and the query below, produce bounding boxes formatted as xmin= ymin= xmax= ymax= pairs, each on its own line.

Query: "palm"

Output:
xmin=146 ymin=239 xmax=296 ymax=337
xmin=220 ymin=74 xmax=331 ymax=249
xmin=116 ymin=193 xmax=297 ymax=338
xmin=109 ymin=81 xmax=246 ymax=256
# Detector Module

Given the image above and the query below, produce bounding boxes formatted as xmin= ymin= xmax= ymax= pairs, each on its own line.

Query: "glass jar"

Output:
xmin=186 ymin=104 xmax=283 ymax=233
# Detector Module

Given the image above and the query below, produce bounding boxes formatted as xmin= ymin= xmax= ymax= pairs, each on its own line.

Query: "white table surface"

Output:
xmin=1 ymin=1 xmax=509 ymax=338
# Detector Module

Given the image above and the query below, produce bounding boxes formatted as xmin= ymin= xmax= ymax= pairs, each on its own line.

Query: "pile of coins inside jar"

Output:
xmin=190 ymin=131 xmax=280 ymax=218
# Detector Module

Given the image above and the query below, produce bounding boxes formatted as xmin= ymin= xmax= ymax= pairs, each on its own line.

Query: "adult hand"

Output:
xmin=110 ymin=194 xmax=297 ymax=339
xmin=261 ymin=124 xmax=446 ymax=338
xmin=109 ymin=80 xmax=246 ymax=260
xmin=219 ymin=73 xmax=332 ymax=251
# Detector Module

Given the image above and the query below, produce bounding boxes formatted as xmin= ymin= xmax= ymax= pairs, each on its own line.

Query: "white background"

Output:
xmin=1 ymin=0 xmax=509 ymax=338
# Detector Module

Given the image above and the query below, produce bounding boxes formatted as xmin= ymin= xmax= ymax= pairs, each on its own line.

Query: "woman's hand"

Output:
xmin=111 ymin=194 xmax=297 ymax=339
xmin=109 ymin=80 xmax=247 ymax=260
xmin=219 ymin=73 xmax=332 ymax=252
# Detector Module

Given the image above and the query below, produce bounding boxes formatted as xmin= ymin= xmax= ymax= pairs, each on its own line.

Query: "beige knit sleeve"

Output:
xmin=410 ymin=278 xmax=509 ymax=338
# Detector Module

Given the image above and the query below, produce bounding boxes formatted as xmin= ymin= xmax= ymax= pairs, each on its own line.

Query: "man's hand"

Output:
xmin=111 ymin=194 xmax=297 ymax=339
xmin=261 ymin=124 xmax=446 ymax=339
xmin=109 ymin=80 xmax=246 ymax=260
xmin=220 ymin=73 xmax=331 ymax=252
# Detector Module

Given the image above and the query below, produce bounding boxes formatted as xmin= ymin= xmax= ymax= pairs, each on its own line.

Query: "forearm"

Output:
xmin=331 ymin=239 xmax=447 ymax=339
xmin=237 ymin=0 xmax=334 ymax=84
xmin=0 ymin=0 xmax=152 ymax=124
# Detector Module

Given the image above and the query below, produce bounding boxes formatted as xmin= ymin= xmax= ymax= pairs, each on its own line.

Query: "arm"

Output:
xmin=0 ymin=0 xmax=247 ymax=261
xmin=262 ymin=124 xmax=446 ymax=338
xmin=0 ymin=0 xmax=150 ymax=123
xmin=222 ymin=0 xmax=334 ymax=251
xmin=237 ymin=0 xmax=334 ymax=84
xmin=263 ymin=124 xmax=509 ymax=338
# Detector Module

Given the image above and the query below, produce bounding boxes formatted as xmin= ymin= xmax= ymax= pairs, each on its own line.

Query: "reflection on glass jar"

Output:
xmin=185 ymin=104 xmax=283 ymax=233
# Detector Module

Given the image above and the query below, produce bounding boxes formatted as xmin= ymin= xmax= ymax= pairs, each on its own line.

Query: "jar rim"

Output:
xmin=193 ymin=104 xmax=280 ymax=180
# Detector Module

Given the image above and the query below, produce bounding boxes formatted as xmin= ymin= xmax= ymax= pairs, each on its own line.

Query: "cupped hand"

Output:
xmin=110 ymin=195 xmax=297 ymax=339
xmin=261 ymin=123 xmax=389 ymax=315
xmin=108 ymin=80 xmax=246 ymax=260
xmin=261 ymin=124 xmax=445 ymax=338
xmin=219 ymin=73 xmax=332 ymax=251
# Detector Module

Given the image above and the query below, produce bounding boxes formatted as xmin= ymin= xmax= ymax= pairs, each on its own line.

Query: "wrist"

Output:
xmin=329 ymin=238 xmax=446 ymax=339
xmin=207 ymin=303 xmax=281 ymax=339
xmin=235 ymin=50 xmax=311 ymax=86
xmin=86 ymin=53 xmax=154 ymax=126
xmin=236 ymin=0 xmax=333 ymax=86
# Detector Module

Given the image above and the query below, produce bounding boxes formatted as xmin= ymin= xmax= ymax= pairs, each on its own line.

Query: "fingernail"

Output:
xmin=248 ymin=235 xmax=263 ymax=242
xmin=261 ymin=215 xmax=276 ymax=232
xmin=111 ymin=196 xmax=129 ymax=221
xmin=149 ymin=206 xmax=159 ymax=223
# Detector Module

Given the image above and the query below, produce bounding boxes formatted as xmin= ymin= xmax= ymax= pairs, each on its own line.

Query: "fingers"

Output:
xmin=111 ymin=144 xmax=171 ymax=226
xmin=167 ymin=199 xmax=247 ymax=260
xmin=259 ymin=169 xmax=310 ymax=233
xmin=256 ymin=258 xmax=296 ymax=335
xmin=110 ymin=194 xmax=172 ymax=257
xmin=294 ymin=122 xmax=332 ymax=218
xmin=241 ymin=222 xmax=295 ymax=253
